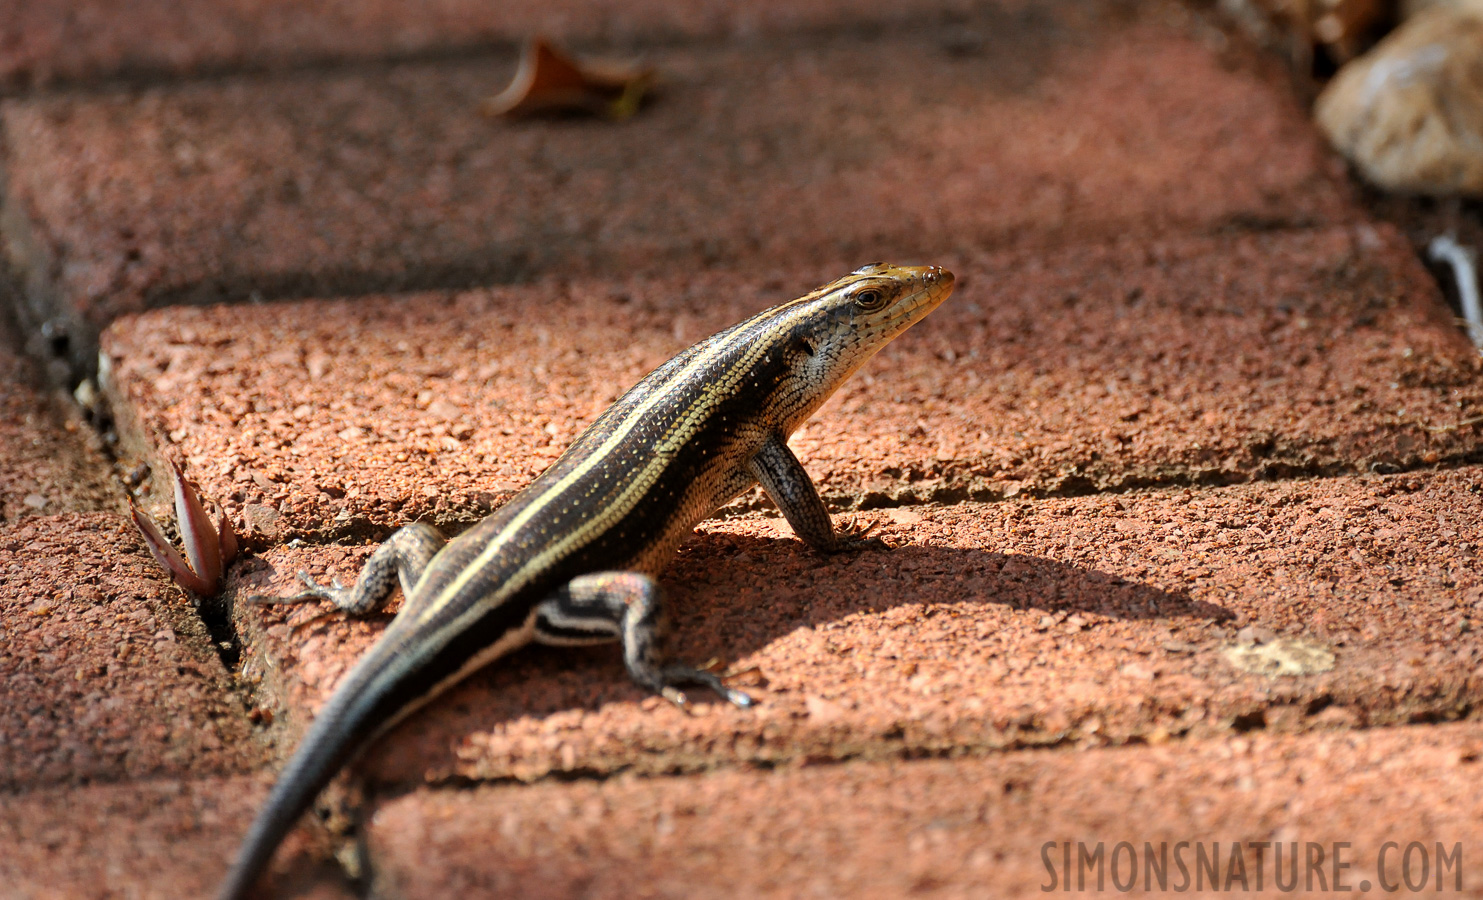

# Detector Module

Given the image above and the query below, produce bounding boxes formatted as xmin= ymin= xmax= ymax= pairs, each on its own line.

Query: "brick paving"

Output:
xmin=0 ymin=776 xmax=352 ymax=900
xmin=0 ymin=513 xmax=259 ymax=791
xmin=1 ymin=0 xmax=986 ymax=89
xmin=2 ymin=0 xmax=1481 ymax=897
xmin=101 ymin=225 xmax=1482 ymax=545
xmin=7 ymin=1 xmax=1345 ymax=371
xmin=0 ymin=303 xmax=116 ymax=520
xmin=0 ymin=307 xmax=259 ymax=794
xmin=364 ymin=723 xmax=1483 ymax=898
xmin=233 ymin=468 xmax=1480 ymax=792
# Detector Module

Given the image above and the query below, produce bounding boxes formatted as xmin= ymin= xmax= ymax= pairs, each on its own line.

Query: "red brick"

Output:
xmin=0 ymin=775 xmax=352 ymax=900
xmin=4 ymin=0 xmax=986 ymax=88
xmin=366 ymin=723 xmax=1483 ymax=899
xmin=228 ymin=468 xmax=1481 ymax=790
xmin=0 ymin=306 xmax=115 ymax=520
xmin=8 ymin=4 xmax=1348 ymax=356
xmin=0 ymin=513 xmax=259 ymax=789
xmin=102 ymin=227 xmax=1482 ymax=544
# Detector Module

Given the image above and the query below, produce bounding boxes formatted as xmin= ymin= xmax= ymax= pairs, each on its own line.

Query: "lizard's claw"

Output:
xmin=831 ymin=515 xmax=889 ymax=552
xmin=657 ymin=665 xmax=755 ymax=711
xmin=241 ymin=571 xmax=345 ymax=608
xmin=296 ymin=571 xmax=347 ymax=594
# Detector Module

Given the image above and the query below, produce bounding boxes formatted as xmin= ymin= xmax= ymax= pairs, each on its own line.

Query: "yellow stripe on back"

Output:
xmin=411 ymin=289 xmax=836 ymax=636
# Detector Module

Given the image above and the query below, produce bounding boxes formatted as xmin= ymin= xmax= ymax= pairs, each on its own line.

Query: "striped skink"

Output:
xmin=219 ymin=262 xmax=954 ymax=898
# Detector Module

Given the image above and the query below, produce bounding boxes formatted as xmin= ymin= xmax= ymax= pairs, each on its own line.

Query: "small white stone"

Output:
xmin=1222 ymin=636 xmax=1336 ymax=677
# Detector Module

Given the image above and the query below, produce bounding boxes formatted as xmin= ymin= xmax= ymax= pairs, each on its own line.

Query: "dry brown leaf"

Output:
xmin=482 ymin=36 xmax=656 ymax=120
xmin=171 ymin=460 xmax=220 ymax=589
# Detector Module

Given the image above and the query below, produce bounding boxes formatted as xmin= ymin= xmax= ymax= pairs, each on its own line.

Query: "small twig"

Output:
xmin=1427 ymin=235 xmax=1483 ymax=352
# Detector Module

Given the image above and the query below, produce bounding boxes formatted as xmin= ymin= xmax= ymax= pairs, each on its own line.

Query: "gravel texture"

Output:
xmin=365 ymin=723 xmax=1483 ymax=899
xmin=101 ymin=226 xmax=1483 ymax=545
xmin=227 ymin=468 xmax=1481 ymax=789
xmin=0 ymin=513 xmax=259 ymax=789
xmin=8 ymin=1 xmax=1347 ymax=369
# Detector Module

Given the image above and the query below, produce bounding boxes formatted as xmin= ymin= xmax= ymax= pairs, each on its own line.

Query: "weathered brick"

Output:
xmin=0 ymin=513 xmax=259 ymax=789
xmin=227 ymin=468 xmax=1481 ymax=788
xmin=102 ymin=227 xmax=1482 ymax=543
xmin=9 ymin=3 xmax=1348 ymax=364
xmin=367 ymin=723 xmax=1483 ymax=898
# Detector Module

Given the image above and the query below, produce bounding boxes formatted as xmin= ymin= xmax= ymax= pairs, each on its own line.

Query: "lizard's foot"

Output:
xmin=657 ymin=664 xmax=755 ymax=710
xmin=828 ymin=515 xmax=888 ymax=553
xmin=242 ymin=571 xmax=352 ymax=607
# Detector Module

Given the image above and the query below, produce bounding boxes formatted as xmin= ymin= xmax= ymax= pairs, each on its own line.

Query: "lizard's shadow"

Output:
xmin=345 ymin=528 xmax=1231 ymax=781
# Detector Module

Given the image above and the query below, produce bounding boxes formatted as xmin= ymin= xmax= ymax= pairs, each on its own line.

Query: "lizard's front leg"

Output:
xmin=244 ymin=522 xmax=446 ymax=615
xmin=748 ymin=433 xmax=886 ymax=553
xmin=533 ymin=572 xmax=753 ymax=708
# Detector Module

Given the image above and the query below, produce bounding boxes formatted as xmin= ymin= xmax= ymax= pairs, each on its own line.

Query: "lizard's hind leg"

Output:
xmin=244 ymin=522 xmax=446 ymax=616
xmin=533 ymin=571 xmax=753 ymax=709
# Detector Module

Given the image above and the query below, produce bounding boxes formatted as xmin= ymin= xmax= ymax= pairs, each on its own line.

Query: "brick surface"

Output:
xmin=0 ymin=304 xmax=115 ymax=522
xmin=0 ymin=513 xmax=259 ymax=789
xmin=7 ymin=2 xmax=1348 ymax=358
xmin=3 ymin=0 xmax=985 ymax=89
xmin=0 ymin=775 xmax=352 ymax=900
xmin=6 ymin=3 xmax=1481 ymax=896
xmin=366 ymin=723 xmax=1483 ymax=899
xmin=102 ymin=226 xmax=1483 ymax=544
xmin=227 ymin=468 xmax=1480 ymax=790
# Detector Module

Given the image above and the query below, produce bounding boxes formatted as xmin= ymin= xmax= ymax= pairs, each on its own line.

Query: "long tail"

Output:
xmin=218 ymin=597 xmax=533 ymax=900
xmin=216 ymin=646 xmax=405 ymax=900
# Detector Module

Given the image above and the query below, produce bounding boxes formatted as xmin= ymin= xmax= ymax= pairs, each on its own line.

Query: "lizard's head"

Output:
xmin=797 ymin=262 xmax=953 ymax=378
xmin=764 ymin=262 xmax=954 ymax=429
xmin=822 ymin=261 xmax=954 ymax=347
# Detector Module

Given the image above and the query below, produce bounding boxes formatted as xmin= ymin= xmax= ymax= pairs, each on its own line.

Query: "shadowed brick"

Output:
xmin=227 ymin=468 xmax=1480 ymax=789
xmin=5 ymin=0 xmax=990 ymax=89
xmin=0 ymin=300 xmax=115 ymax=521
xmin=8 ymin=2 xmax=1348 ymax=366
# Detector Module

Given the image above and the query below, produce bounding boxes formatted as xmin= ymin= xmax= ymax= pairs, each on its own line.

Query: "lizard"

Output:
xmin=218 ymin=262 xmax=954 ymax=899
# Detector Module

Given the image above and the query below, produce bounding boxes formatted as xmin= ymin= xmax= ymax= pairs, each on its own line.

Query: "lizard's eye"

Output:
xmin=854 ymin=288 xmax=889 ymax=311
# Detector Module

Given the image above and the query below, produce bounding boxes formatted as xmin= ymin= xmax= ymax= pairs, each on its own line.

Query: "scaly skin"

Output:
xmin=219 ymin=263 xmax=954 ymax=899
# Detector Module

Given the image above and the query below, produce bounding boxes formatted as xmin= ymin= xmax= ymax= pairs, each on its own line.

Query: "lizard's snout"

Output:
xmin=923 ymin=265 xmax=952 ymax=288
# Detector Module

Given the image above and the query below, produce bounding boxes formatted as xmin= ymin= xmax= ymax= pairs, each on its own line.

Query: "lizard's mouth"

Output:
xmin=882 ymin=265 xmax=955 ymax=333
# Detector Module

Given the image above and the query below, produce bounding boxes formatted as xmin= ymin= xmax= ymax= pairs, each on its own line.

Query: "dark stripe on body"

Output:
xmin=222 ymin=577 xmax=540 ymax=892
xmin=232 ymin=302 xmax=832 ymax=893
